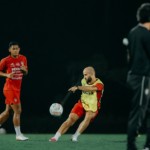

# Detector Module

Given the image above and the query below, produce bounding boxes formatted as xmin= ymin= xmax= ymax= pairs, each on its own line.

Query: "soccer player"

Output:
xmin=50 ymin=66 xmax=104 ymax=142
xmin=126 ymin=3 xmax=150 ymax=150
xmin=0 ymin=41 xmax=29 ymax=141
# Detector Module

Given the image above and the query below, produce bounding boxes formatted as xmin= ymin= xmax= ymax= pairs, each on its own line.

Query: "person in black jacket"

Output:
xmin=126 ymin=3 xmax=150 ymax=150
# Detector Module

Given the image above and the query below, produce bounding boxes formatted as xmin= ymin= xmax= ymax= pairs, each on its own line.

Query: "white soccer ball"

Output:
xmin=49 ymin=103 xmax=63 ymax=117
xmin=0 ymin=128 xmax=6 ymax=134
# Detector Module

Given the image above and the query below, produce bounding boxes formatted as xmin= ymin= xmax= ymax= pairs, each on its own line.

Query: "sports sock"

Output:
xmin=14 ymin=126 xmax=22 ymax=136
xmin=53 ymin=132 xmax=61 ymax=140
xmin=73 ymin=131 xmax=80 ymax=139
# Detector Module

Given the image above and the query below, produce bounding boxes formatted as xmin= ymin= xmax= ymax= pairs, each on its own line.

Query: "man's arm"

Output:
xmin=77 ymin=86 xmax=97 ymax=92
xmin=68 ymin=85 xmax=97 ymax=93
xmin=143 ymin=33 xmax=150 ymax=58
xmin=20 ymin=66 xmax=28 ymax=75
xmin=0 ymin=71 xmax=14 ymax=78
xmin=20 ymin=56 xmax=28 ymax=75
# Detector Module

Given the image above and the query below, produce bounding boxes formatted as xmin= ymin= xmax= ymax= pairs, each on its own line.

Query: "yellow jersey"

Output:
xmin=81 ymin=78 xmax=104 ymax=112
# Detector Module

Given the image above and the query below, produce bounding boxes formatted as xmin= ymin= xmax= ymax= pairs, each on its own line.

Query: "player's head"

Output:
xmin=83 ymin=66 xmax=96 ymax=84
xmin=8 ymin=41 xmax=20 ymax=57
xmin=136 ymin=3 xmax=150 ymax=23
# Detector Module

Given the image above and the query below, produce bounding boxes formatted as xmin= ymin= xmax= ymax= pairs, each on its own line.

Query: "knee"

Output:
xmin=84 ymin=114 xmax=94 ymax=124
xmin=3 ymin=110 xmax=10 ymax=117
xmin=66 ymin=116 xmax=77 ymax=126
xmin=14 ymin=108 xmax=22 ymax=115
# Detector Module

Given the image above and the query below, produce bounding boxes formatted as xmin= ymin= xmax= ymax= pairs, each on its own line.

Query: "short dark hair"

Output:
xmin=8 ymin=41 xmax=20 ymax=48
xmin=136 ymin=3 xmax=150 ymax=23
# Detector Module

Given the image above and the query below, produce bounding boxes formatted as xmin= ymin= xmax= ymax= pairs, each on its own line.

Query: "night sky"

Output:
xmin=0 ymin=0 xmax=148 ymax=133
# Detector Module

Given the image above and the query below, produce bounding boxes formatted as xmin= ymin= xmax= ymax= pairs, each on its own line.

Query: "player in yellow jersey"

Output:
xmin=50 ymin=66 xmax=104 ymax=142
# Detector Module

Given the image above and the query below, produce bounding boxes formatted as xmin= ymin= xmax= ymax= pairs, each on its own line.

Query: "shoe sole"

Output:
xmin=49 ymin=139 xmax=57 ymax=142
xmin=16 ymin=138 xmax=29 ymax=141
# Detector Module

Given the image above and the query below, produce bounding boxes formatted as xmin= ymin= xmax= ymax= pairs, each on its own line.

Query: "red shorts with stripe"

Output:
xmin=3 ymin=90 xmax=21 ymax=104
xmin=71 ymin=100 xmax=99 ymax=120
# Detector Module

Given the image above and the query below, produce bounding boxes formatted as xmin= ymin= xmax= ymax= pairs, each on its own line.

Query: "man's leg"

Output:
xmin=0 ymin=104 xmax=11 ymax=125
xmin=127 ymin=75 xmax=149 ymax=150
xmin=143 ymin=106 xmax=150 ymax=149
xmin=11 ymin=104 xmax=28 ymax=141
xmin=50 ymin=113 xmax=79 ymax=142
xmin=71 ymin=111 xmax=97 ymax=142
xmin=144 ymin=114 xmax=150 ymax=149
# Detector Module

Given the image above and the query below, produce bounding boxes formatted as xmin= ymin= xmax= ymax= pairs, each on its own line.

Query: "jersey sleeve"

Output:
xmin=24 ymin=56 xmax=28 ymax=70
xmin=95 ymin=83 xmax=104 ymax=91
xmin=21 ymin=56 xmax=28 ymax=70
xmin=0 ymin=58 xmax=6 ymax=71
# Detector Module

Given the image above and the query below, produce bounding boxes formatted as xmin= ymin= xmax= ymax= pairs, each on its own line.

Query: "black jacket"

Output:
xmin=127 ymin=24 xmax=150 ymax=76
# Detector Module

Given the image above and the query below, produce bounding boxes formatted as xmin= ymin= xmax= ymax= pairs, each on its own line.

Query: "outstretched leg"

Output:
xmin=50 ymin=113 xmax=79 ymax=142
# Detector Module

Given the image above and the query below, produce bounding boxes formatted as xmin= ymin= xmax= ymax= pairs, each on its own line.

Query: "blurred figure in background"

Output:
xmin=0 ymin=41 xmax=29 ymax=141
xmin=126 ymin=3 xmax=150 ymax=150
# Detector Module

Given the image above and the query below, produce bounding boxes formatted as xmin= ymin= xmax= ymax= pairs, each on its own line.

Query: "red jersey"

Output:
xmin=0 ymin=55 xmax=28 ymax=91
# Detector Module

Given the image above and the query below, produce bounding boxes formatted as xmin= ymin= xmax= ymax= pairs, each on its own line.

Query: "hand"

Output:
xmin=20 ymin=65 xmax=28 ymax=75
xmin=6 ymin=73 xmax=14 ymax=78
xmin=68 ymin=86 xmax=78 ymax=93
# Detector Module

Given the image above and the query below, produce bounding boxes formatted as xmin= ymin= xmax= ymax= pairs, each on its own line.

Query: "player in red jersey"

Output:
xmin=0 ymin=41 xmax=29 ymax=141
xmin=50 ymin=66 xmax=104 ymax=142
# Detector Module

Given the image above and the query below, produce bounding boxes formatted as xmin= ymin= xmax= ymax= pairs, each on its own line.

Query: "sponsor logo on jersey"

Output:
xmin=10 ymin=63 xmax=15 ymax=67
xmin=15 ymin=63 xmax=20 ymax=66
xmin=14 ymin=98 xmax=17 ymax=102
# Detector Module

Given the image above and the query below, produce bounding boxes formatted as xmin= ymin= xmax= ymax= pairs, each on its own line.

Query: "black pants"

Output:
xmin=127 ymin=74 xmax=150 ymax=149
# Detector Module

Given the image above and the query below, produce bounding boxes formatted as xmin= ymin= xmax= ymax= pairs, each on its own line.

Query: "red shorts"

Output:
xmin=3 ymin=90 xmax=21 ymax=104
xmin=71 ymin=100 xmax=99 ymax=120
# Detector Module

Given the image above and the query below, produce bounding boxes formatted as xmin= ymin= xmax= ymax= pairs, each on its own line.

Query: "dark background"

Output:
xmin=0 ymin=0 xmax=147 ymax=133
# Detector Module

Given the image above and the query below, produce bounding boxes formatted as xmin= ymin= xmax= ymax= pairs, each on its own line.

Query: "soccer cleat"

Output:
xmin=49 ymin=137 xmax=57 ymax=142
xmin=16 ymin=134 xmax=29 ymax=141
xmin=71 ymin=136 xmax=78 ymax=142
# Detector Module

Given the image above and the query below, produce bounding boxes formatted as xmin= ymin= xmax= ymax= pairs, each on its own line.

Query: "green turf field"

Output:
xmin=0 ymin=134 xmax=146 ymax=150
